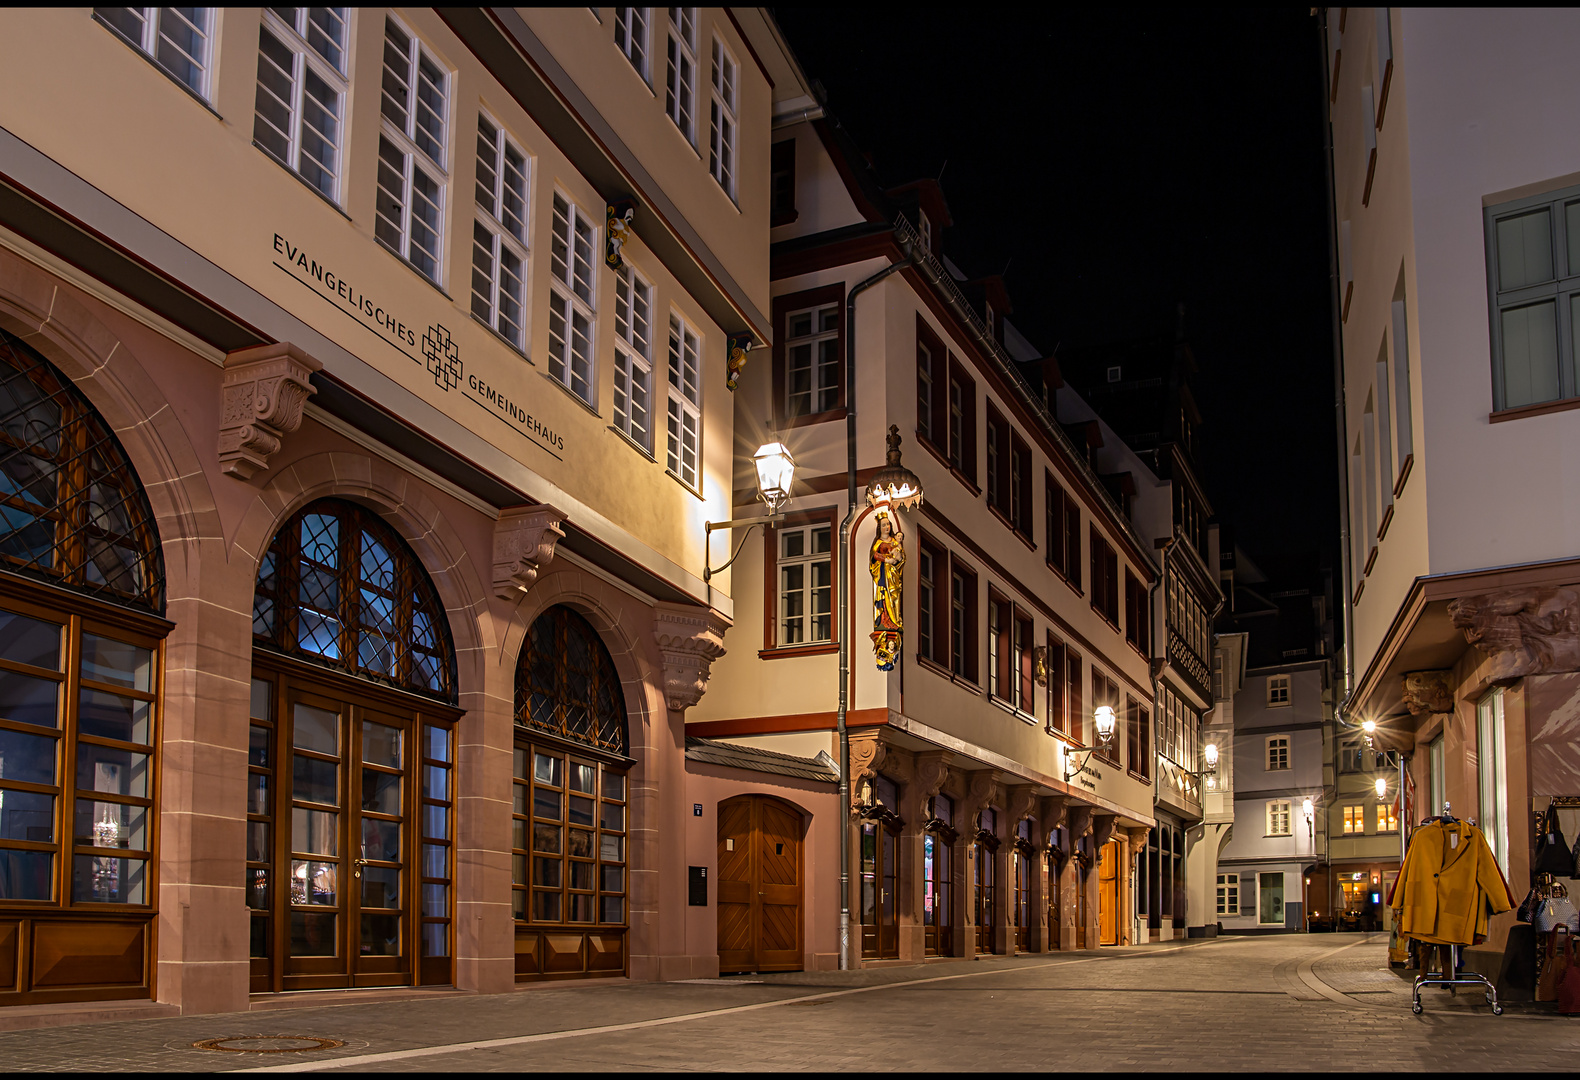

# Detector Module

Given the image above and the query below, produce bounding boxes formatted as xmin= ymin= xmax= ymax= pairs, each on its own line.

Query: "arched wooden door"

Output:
xmin=717 ymin=795 xmax=804 ymax=974
xmin=1098 ymin=840 xmax=1120 ymax=946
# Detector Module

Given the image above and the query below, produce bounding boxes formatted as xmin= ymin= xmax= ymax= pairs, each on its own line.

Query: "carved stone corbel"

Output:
xmin=1007 ymin=785 xmax=1038 ymax=827
xmin=915 ymin=752 xmax=950 ymax=800
xmin=1126 ymin=826 xmax=1151 ymax=851
xmin=1067 ymin=805 xmax=1093 ymax=843
xmin=218 ymin=342 xmax=322 ymax=479
xmin=1092 ymin=812 xmax=1118 ymax=849
xmin=652 ymin=602 xmax=729 ymax=712
xmin=492 ymin=504 xmax=566 ymax=599
xmin=1448 ymin=586 xmax=1580 ymax=682
xmin=1040 ymin=795 xmax=1069 ymax=834
xmin=1401 ymin=670 xmax=1454 ymax=715
xmin=961 ymin=769 xmax=1000 ymax=829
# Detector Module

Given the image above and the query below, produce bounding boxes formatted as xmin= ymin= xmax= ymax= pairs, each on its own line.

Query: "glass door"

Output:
xmin=858 ymin=821 xmax=899 ymax=960
xmin=974 ymin=843 xmax=995 ymax=953
xmin=923 ymin=832 xmax=953 ymax=956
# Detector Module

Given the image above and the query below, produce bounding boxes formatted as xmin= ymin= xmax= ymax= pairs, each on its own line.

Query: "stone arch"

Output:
xmin=0 ymin=250 xmax=216 ymax=589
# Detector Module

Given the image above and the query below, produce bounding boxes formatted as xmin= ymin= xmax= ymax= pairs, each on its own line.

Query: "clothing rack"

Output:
xmin=1410 ymin=802 xmax=1504 ymax=1016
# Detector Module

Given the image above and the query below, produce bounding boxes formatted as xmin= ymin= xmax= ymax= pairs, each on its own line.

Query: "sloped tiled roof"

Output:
xmin=684 ymin=737 xmax=839 ymax=784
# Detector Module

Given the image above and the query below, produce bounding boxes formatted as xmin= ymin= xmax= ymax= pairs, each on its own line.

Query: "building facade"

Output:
xmin=687 ymin=107 xmax=1161 ymax=968
xmin=0 ymin=5 xmax=826 ymax=1020
xmin=1326 ymin=7 xmax=1580 ymax=983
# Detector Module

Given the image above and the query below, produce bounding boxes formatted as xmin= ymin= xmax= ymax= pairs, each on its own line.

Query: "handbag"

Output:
xmin=1572 ymin=831 xmax=1580 ymax=879
xmin=1535 ymin=805 xmax=1573 ymax=876
xmin=1537 ymin=926 xmax=1570 ymax=1002
xmin=1560 ymin=936 xmax=1580 ymax=1015
xmin=1533 ymin=896 xmax=1577 ymax=933
xmin=1518 ymin=886 xmax=1539 ymax=923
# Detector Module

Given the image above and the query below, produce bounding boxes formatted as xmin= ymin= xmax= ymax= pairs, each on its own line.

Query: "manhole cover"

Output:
xmin=192 ymin=1035 xmax=344 ymax=1053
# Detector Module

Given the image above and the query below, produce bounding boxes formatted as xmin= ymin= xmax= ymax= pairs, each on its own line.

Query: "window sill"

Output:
xmin=1490 ymin=396 xmax=1580 ymax=424
xmin=376 ymin=237 xmax=453 ymax=300
xmin=665 ymin=468 xmax=704 ymax=501
xmin=1128 ymin=769 xmax=1151 ymax=784
xmin=987 ymin=694 xmax=1036 ymax=725
xmin=95 ymin=15 xmax=225 ymax=122
xmin=542 ymin=370 xmax=601 ymax=419
xmin=915 ymin=653 xmax=980 ymax=691
xmin=916 ymin=435 xmax=979 ymax=496
xmin=759 ymin=642 xmax=838 ymax=660
xmin=1126 ymin=638 xmax=1149 ymax=663
xmin=257 ymin=143 xmax=355 ymax=222
xmin=777 ymin=406 xmax=847 ymax=430
xmin=1091 ymin=607 xmax=1121 ymax=634
xmin=471 ymin=312 xmax=533 ymax=363
xmin=1393 ymin=454 xmax=1412 ymax=498
xmin=608 ymin=425 xmax=656 ymax=463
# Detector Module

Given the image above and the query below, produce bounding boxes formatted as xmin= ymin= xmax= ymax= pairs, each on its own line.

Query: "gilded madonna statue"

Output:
xmin=870 ymin=508 xmax=905 ymax=670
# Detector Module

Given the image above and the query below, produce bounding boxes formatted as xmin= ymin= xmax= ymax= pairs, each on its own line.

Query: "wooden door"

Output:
xmin=923 ymin=832 xmax=953 ymax=957
xmin=1046 ymin=854 xmax=1061 ymax=950
xmin=859 ymin=822 xmax=899 ymax=959
xmin=974 ymin=843 xmax=995 ymax=954
xmin=717 ymin=796 xmax=804 ymax=974
xmin=1075 ymin=858 xmax=1088 ymax=949
xmin=1098 ymin=840 xmax=1119 ymax=946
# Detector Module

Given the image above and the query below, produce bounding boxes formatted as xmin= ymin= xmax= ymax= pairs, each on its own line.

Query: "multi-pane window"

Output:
xmin=1376 ymin=802 xmax=1398 ymax=833
xmin=1216 ymin=873 xmax=1238 ymax=916
xmin=777 ymin=524 xmax=831 ymax=646
xmin=1343 ymin=805 xmax=1363 ymax=834
xmin=0 ymin=604 xmax=160 ymax=908
xmin=252 ymin=499 xmax=455 ymax=701
xmin=1089 ymin=528 xmax=1119 ymax=627
xmin=1484 ymin=184 xmax=1580 ymax=410
xmin=1267 ymin=674 xmax=1290 ymax=705
xmin=420 ymin=724 xmax=454 ymax=965
xmin=516 ymin=605 xmax=630 ymax=755
xmin=785 ymin=304 xmax=840 ymax=419
xmin=1045 ymin=633 xmax=1067 ymax=735
xmin=1267 ymin=800 xmax=1291 ymax=837
xmin=512 ymin=746 xmax=627 ymax=927
xmin=918 ymin=543 xmax=935 ymax=662
xmin=709 ymin=38 xmax=739 ymax=197
xmin=1014 ymin=612 xmax=1034 ymax=714
xmin=987 ymin=595 xmax=1008 ymax=701
xmin=1266 ymin=736 xmax=1289 ymax=772
xmin=1066 ymin=649 xmax=1083 ymax=745
xmin=471 ymin=114 xmax=529 ymax=349
xmin=610 ymin=267 xmax=655 ymax=450
xmin=1046 ymin=473 xmax=1080 ymax=588
xmin=548 ymin=194 xmax=598 ymax=404
xmin=253 ymin=7 xmax=349 ymax=201
xmin=666 ymin=315 xmax=702 ymax=486
xmin=1477 ymin=688 xmax=1508 ymax=875
xmin=1127 ymin=699 xmax=1151 ymax=780
xmin=949 ymin=564 xmax=977 ymax=681
xmin=375 ymin=16 xmax=449 ymax=284
xmin=771 ymin=139 xmax=796 ymax=223
xmin=93 ymin=7 xmax=212 ymax=98
xmin=1124 ymin=570 xmax=1148 ymax=654
xmin=614 ymin=7 xmax=650 ymax=82
xmin=665 ymin=8 xmax=697 ymax=143
xmin=1010 ymin=436 xmax=1031 ymax=536
xmin=917 ymin=340 xmax=934 ymax=444
xmin=986 ymin=411 xmax=1003 ymax=512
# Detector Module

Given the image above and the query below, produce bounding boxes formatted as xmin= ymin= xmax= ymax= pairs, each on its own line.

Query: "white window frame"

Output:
xmin=1266 ymin=674 xmax=1290 ymax=705
xmin=1477 ymin=688 xmax=1509 ymax=875
xmin=1267 ymin=799 xmax=1291 ymax=837
xmin=375 ymin=14 xmax=450 ymax=285
xmin=784 ymin=303 xmax=840 ymax=419
xmin=917 ymin=339 xmax=934 ymax=444
xmin=666 ymin=313 xmax=702 ymax=488
xmin=611 ymin=265 xmax=656 ymax=451
xmin=1342 ymin=804 xmax=1364 ymax=835
xmin=1266 ymin=736 xmax=1290 ymax=772
xmin=708 ymin=36 xmax=739 ymax=199
xmin=664 ymin=7 xmax=698 ymax=145
xmin=1216 ymin=872 xmax=1238 ymax=916
xmin=918 ymin=208 xmax=932 ymax=253
xmin=547 ymin=192 xmax=599 ymax=404
xmin=471 ymin=112 xmax=530 ymax=350
xmin=252 ymin=7 xmax=350 ymax=203
xmin=778 ymin=523 xmax=832 ymax=646
xmin=1375 ymin=800 xmax=1398 ymax=833
xmin=614 ymin=7 xmax=650 ymax=82
xmin=93 ymin=7 xmax=214 ymax=99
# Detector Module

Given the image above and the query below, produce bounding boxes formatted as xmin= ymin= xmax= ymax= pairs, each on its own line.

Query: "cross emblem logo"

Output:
xmin=422 ymin=324 xmax=462 ymax=392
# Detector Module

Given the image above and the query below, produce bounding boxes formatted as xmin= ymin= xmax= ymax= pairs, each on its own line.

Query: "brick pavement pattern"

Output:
xmin=1 ymin=934 xmax=1573 ymax=1072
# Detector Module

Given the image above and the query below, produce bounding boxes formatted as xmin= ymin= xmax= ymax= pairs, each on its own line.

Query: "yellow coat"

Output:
xmin=1391 ymin=820 xmax=1516 ymax=946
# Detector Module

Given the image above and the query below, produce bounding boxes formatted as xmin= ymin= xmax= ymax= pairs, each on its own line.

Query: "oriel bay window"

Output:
xmin=513 ymin=605 xmax=631 ymax=981
xmin=0 ymin=330 xmax=168 ymax=1006
xmin=249 ymin=498 xmax=459 ymax=993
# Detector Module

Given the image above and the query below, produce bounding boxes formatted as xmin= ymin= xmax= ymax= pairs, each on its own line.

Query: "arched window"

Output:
xmin=252 ymin=498 xmax=456 ymax=702
xmin=511 ymin=605 xmax=630 ymax=980
xmin=0 ymin=330 xmax=163 ymax=614
xmin=0 ymin=330 xmax=166 ymax=1004
xmin=515 ymin=605 xmax=628 ymax=754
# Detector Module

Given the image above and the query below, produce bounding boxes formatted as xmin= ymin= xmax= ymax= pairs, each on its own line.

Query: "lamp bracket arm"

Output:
xmin=703 ymin=518 xmax=779 ymax=583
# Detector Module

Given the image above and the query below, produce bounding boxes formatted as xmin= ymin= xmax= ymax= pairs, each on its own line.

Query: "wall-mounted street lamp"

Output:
xmin=1063 ymin=705 xmax=1117 ymax=782
xmin=1303 ymin=796 xmax=1315 ymax=833
xmin=702 ymin=443 xmax=796 ymax=583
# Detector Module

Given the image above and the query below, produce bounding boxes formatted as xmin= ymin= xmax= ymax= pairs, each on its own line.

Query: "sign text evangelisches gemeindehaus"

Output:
xmin=271 ymin=233 xmax=566 ymax=460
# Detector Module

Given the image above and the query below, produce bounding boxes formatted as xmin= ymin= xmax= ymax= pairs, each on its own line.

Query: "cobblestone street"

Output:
xmin=3 ymin=934 xmax=1576 ymax=1073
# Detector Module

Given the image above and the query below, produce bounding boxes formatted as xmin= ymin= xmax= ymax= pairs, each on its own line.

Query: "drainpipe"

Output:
xmin=1320 ymin=9 xmax=1356 ymax=721
xmin=838 ymin=242 xmax=916 ymax=971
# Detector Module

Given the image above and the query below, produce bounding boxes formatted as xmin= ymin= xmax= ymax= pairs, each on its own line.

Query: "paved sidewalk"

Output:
xmin=3 ymin=935 xmax=1576 ymax=1072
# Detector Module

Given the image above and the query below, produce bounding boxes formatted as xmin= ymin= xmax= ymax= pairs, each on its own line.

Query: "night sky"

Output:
xmin=773 ymin=9 xmax=1339 ymax=586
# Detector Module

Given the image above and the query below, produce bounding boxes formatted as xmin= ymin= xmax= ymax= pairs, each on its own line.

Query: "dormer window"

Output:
xmin=1107 ymin=365 xmax=1122 ymax=383
xmin=918 ymin=208 xmax=932 ymax=253
xmin=984 ymin=302 xmax=995 ymax=341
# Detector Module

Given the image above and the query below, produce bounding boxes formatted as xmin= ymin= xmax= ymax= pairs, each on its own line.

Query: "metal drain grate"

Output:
xmin=191 ymin=1035 xmax=344 ymax=1053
